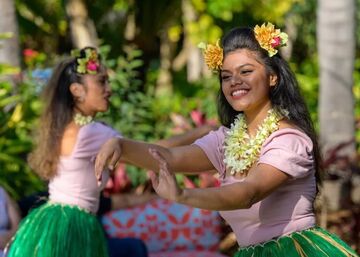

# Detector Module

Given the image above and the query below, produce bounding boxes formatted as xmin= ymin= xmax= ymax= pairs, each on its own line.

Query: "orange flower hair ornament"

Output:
xmin=198 ymin=40 xmax=223 ymax=71
xmin=254 ymin=22 xmax=288 ymax=57
xmin=199 ymin=23 xmax=288 ymax=71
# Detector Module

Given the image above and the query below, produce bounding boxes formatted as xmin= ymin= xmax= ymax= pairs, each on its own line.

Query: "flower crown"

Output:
xmin=199 ymin=23 xmax=288 ymax=71
xmin=71 ymin=48 xmax=100 ymax=75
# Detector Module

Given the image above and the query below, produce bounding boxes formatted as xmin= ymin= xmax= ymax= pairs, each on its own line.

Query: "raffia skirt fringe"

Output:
xmin=5 ymin=202 xmax=108 ymax=257
xmin=234 ymin=226 xmax=358 ymax=257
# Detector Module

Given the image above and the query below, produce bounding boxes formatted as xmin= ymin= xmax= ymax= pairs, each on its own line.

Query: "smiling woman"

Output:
xmin=220 ymin=49 xmax=277 ymax=119
xmin=94 ymin=23 xmax=359 ymax=257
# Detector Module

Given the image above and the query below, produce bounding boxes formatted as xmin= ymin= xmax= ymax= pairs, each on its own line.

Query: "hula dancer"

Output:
xmin=6 ymin=46 xmax=215 ymax=257
xmin=95 ymin=23 xmax=359 ymax=257
xmin=7 ymin=47 xmax=116 ymax=257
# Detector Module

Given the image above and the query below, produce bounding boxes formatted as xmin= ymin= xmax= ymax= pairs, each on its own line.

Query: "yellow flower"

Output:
xmin=198 ymin=40 xmax=223 ymax=71
xmin=254 ymin=22 xmax=288 ymax=57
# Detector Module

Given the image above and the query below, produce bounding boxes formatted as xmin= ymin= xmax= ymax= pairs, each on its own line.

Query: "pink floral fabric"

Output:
xmin=102 ymin=198 xmax=227 ymax=256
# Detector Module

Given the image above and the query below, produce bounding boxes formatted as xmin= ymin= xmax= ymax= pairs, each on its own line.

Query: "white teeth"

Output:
xmin=232 ymin=89 xmax=248 ymax=96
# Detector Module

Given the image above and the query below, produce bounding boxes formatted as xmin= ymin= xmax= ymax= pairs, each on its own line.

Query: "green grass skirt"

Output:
xmin=6 ymin=202 xmax=109 ymax=257
xmin=234 ymin=227 xmax=358 ymax=257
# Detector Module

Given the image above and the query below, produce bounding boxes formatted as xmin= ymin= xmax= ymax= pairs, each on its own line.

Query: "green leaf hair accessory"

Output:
xmin=72 ymin=48 xmax=100 ymax=75
xmin=254 ymin=22 xmax=288 ymax=57
xmin=70 ymin=49 xmax=81 ymax=58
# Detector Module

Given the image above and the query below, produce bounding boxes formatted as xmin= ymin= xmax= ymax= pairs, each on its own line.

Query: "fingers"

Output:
xmin=95 ymin=138 xmax=121 ymax=180
xmin=95 ymin=151 xmax=119 ymax=180
xmin=149 ymin=148 xmax=174 ymax=184
xmin=149 ymin=148 xmax=168 ymax=170
xmin=95 ymin=153 xmax=106 ymax=180
xmin=108 ymin=150 xmax=121 ymax=171
xmin=148 ymin=170 xmax=159 ymax=189
xmin=148 ymin=148 xmax=183 ymax=202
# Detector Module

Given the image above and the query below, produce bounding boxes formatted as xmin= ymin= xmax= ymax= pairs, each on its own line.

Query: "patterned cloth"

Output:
xmin=102 ymin=198 xmax=227 ymax=257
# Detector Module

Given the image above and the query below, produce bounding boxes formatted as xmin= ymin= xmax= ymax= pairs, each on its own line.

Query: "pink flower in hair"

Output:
xmin=86 ymin=60 xmax=99 ymax=72
xmin=271 ymin=36 xmax=281 ymax=48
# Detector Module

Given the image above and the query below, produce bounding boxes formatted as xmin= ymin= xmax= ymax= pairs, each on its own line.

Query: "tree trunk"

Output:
xmin=281 ymin=14 xmax=297 ymax=61
xmin=65 ymin=0 xmax=98 ymax=48
xmin=182 ymin=0 xmax=202 ymax=82
xmin=155 ymin=27 xmax=174 ymax=96
xmin=317 ymin=0 xmax=356 ymax=158
xmin=0 ymin=0 xmax=20 ymax=67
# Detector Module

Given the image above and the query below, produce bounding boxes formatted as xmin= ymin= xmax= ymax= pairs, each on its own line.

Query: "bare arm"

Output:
xmin=110 ymin=193 xmax=158 ymax=210
xmin=149 ymin=149 xmax=289 ymax=211
xmin=0 ymin=192 xmax=21 ymax=248
xmin=95 ymin=137 xmax=215 ymax=179
xmin=155 ymin=125 xmax=217 ymax=148
xmin=177 ymin=164 xmax=289 ymax=210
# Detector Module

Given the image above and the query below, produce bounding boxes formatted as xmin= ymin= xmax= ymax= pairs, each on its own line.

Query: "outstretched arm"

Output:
xmin=155 ymin=125 xmax=217 ymax=148
xmin=95 ymin=137 xmax=215 ymax=180
xmin=149 ymin=149 xmax=290 ymax=211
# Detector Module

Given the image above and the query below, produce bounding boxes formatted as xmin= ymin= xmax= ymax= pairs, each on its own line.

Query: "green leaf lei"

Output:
xmin=223 ymin=108 xmax=286 ymax=175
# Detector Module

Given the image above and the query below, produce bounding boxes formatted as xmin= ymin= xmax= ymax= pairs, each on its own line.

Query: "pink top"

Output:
xmin=49 ymin=122 xmax=121 ymax=214
xmin=194 ymin=127 xmax=316 ymax=246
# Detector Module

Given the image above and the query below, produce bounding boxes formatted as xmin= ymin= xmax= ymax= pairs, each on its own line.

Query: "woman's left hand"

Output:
xmin=148 ymin=148 xmax=184 ymax=202
xmin=95 ymin=137 xmax=122 ymax=180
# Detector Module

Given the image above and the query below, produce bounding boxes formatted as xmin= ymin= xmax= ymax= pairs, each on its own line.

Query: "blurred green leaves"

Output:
xmin=0 ymin=81 xmax=45 ymax=199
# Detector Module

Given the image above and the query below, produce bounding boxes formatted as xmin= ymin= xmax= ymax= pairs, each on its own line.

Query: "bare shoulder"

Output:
xmin=61 ymin=122 xmax=81 ymax=156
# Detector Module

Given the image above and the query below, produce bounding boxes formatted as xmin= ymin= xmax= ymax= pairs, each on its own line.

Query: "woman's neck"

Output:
xmin=244 ymin=103 xmax=272 ymax=137
xmin=73 ymin=107 xmax=96 ymax=117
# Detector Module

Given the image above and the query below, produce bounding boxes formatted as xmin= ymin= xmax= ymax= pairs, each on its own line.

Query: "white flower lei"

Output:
xmin=223 ymin=108 xmax=285 ymax=175
xmin=74 ymin=113 xmax=93 ymax=126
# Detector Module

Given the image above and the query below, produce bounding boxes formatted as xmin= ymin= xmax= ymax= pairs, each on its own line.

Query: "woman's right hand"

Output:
xmin=95 ymin=137 xmax=122 ymax=180
xmin=148 ymin=148 xmax=184 ymax=202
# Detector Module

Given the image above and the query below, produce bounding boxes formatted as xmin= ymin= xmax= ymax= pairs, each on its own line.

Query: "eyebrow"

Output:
xmin=221 ymin=63 xmax=255 ymax=73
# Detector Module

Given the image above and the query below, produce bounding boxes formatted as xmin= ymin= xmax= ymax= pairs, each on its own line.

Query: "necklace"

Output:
xmin=223 ymin=109 xmax=285 ymax=175
xmin=73 ymin=113 xmax=93 ymax=126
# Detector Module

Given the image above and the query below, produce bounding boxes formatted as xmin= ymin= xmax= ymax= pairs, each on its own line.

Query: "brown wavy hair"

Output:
xmin=28 ymin=47 xmax=101 ymax=180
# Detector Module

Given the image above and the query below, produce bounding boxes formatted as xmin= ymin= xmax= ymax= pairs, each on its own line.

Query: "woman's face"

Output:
xmin=79 ymin=69 xmax=112 ymax=116
xmin=220 ymin=49 xmax=276 ymax=114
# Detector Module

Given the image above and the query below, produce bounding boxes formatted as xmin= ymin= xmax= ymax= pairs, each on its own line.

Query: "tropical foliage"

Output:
xmin=0 ymin=51 xmax=45 ymax=198
xmin=0 ymin=0 xmax=359 ymax=253
xmin=0 ymin=3 xmax=359 ymax=249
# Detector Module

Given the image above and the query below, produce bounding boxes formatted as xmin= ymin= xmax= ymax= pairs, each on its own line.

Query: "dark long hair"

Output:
xmin=28 ymin=47 xmax=100 ymax=180
xmin=217 ymin=27 xmax=322 ymax=187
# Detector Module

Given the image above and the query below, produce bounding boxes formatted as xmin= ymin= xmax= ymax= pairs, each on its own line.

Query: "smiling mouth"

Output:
xmin=231 ymin=89 xmax=249 ymax=97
